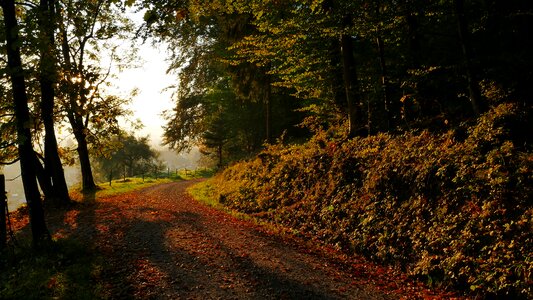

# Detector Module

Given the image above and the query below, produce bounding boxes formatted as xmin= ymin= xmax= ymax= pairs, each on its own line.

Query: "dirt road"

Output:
xmin=62 ymin=180 xmax=449 ymax=299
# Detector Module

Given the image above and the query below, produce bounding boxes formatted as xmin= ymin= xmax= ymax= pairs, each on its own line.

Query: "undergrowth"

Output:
xmin=203 ymin=103 xmax=532 ymax=298
xmin=0 ymin=239 xmax=101 ymax=299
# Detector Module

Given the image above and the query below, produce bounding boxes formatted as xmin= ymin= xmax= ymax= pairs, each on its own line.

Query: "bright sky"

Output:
xmin=110 ymin=42 xmax=176 ymax=148
xmin=104 ymin=9 xmax=177 ymax=149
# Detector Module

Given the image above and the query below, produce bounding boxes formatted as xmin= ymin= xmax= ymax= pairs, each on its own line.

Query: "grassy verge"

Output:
xmin=71 ymin=168 xmax=215 ymax=201
xmin=187 ymin=179 xmax=302 ymax=238
xmin=83 ymin=177 xmax=175 ymax=199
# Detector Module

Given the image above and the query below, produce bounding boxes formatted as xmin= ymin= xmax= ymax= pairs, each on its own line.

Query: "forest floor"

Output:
xmin=7 ymin=180 xmax=465 ymax=299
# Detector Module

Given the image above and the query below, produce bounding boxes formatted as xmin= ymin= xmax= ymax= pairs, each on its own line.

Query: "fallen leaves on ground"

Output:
xmin=7 ymin=180 xmax=467 ymax=299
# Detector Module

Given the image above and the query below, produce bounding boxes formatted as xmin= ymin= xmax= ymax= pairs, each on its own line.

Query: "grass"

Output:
xmin=187 ymin=179 xmax=222 ymax=209
xmin=187 ymin=179 xmax=300 ymax=238
xmin=71 ymin=168 xmax=215 ymax=201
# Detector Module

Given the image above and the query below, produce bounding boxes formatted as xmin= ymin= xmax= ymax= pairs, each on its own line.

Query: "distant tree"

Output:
xmin=95 ymin=133 xmax=160 ymax=184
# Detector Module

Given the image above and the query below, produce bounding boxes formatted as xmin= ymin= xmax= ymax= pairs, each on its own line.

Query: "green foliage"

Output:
xmin=206 ymin=103 xmax=532 ymax=298
xmin=94 ymin=132 xmax=160 ymax=181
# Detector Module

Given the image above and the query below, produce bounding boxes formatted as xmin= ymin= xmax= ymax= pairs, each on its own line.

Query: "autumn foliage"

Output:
xmin=207 ymin=103 xmax=532 ymax=298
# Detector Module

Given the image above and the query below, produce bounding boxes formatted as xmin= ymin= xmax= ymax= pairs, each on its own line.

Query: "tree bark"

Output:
xmin=217 ymin=143 xmax=223 ymax=169
xmin=376 ymin=35 xmax=392 ymax=131
xmin=73 ymin=126 xmax=97 ymax=191
xmin=0 ymin=175 xmax=6 ymax=251
xmin=264 ymin=79 xmax=272 ymax=144
xmin=405 ymin=12 xmax=422 ymax=68
xmin=454 ymin=0 xmax=486 ymax=115
xmin=39 ymin=0 xmax=71 ymax=206
xmin=1 ymin=0 xmax=51 ymax=248
xmin=34 ymin=157 xmax=54 ymax=198
xmin=340 ymin=32 xmax=364 ymax=137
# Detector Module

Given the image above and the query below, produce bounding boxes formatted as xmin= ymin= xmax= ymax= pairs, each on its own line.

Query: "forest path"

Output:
xmin=59 ymin=180 xmax=447 ymax=299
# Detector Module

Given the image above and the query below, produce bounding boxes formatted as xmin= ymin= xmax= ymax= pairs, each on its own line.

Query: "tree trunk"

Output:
xmin=217 ymin=143 xmax=223 ymax=169
xmin=39 ymin=0 xmax=71 ymax=206
xmin=340 ymin=32 xmax=364 ymax=137
xmin=0 ymin=175 xmax=6 ymax=251
xmin=405 ymin=12 xmax=422 ymax=68
xmin=264 ymin=75 xmax=272 ymax=144
xmin=376 ymin=35 xmax=392 ymax=131
xmin=329 ymin=39 xmax=348 ymax=111
xmin=454 ymin=0 xmax=486 ymax=115
xmin=73 ymin=126 xmax=97 ymax=191
xmin=1 ymin=0 xmax=50 ymax=248
xmin=34 ymin=158 xmax=54 ymax=198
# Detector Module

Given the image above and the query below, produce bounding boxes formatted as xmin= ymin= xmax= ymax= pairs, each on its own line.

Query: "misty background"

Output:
xmin=2 ymin=149 xmax=200 ymax=212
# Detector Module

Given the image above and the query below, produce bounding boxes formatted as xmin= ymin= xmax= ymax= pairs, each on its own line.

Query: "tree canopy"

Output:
xmin=139 ymin=0 xmax=532 ymax=164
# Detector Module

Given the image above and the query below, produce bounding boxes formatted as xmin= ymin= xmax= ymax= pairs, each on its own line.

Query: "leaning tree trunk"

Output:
xmin=454 ymin=0 xmax=486 ymax=115
xmin=1 ymin=0 xmax=50 ymax=248
xmin=39 ymin=0 xmax=71 ymax=206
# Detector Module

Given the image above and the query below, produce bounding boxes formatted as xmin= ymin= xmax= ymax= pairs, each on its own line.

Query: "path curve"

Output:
xmin=74 ymin=180 xmax=395 ymax=299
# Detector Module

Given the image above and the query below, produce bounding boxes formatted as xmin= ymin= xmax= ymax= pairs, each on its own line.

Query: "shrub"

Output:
xmin=209 ymin=103 xmax=532 ymax=298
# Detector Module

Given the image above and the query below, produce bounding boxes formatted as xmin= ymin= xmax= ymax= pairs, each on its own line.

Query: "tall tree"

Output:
xmin=37 ymin=0 xmax=71 ymax=206
xmin=453 ymin=0 xmax=486 ymax=115
xmin=56 ymin=0 xmax=133 ymax=191
xmin=1 ymin=0 xmax=50 ymax=247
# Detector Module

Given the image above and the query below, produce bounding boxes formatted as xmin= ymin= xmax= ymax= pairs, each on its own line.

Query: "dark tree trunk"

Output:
xmin=0 ymin=175 xmax=6 ymax=252
xmin=264 ymin=80 xmax=272 ymax=144
xmin=454 ymin=0 xmax=486 ymax=115
xmin=1 ymin=0 xmax=50 ymax=248
xmin=323 ymin=3 xmax=365 ymax=137
xmin=217 ymin=143 xmax=223 ymax=169
xmin=73 ymin=126 xmax=97 ymax=191
xmin=405 ymin=12 xmax=422 ymax=68
xmin=39 ymin=0 xmax=71 ymax=206
xmin=329 ymin=39 xmax=348 ymax=111
xmin=340 ymin=32 xmax=364 ymax=137
xmin=376 ymin=35 xmax=392 ymax=131
xmin=324 ymin=0 xmax=351 ymax=116
xmin=34 ymin=158 xmax=54 ymax=198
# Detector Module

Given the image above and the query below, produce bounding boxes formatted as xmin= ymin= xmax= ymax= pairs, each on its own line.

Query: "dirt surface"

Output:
xmin=48 ymin=180 xmax=461 ymax=299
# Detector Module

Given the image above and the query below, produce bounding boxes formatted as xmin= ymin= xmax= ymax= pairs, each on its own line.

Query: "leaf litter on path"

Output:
xmin=38 ymin=180 xmax=466 ymax=299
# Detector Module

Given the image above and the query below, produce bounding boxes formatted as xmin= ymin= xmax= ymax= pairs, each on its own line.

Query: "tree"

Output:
xmin=144 ymin=0 xmax=532 ymax=152
xmin=55 ymin=0 xmax=134 ymax=192
xmin=37 ymin=0 xmax=71 ymax=206
xmin=141 ymin=0 xmax=307 ymax=162
xmin=1 ymin=0 xmax=50 ymax=247
xmin=95 ymin=132 xmax=160 ymax=183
